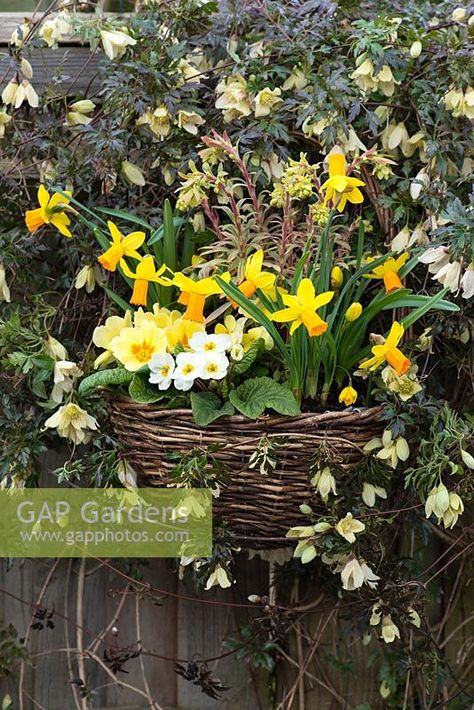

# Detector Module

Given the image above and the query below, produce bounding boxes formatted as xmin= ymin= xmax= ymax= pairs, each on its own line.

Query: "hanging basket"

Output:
xmin=109 ymin=397 xmax=383 ymax=549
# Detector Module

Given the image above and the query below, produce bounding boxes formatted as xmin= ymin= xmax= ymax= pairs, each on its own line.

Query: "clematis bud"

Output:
xmin=452 ymin=7 xmax=466 ymax=21
xmin=20 ymin=58 xmax=33 ymax=79
xmin=121 ymin=160 xmax=146 ymax=186
xmin=409 ymin=41 xmax=422 ymax=58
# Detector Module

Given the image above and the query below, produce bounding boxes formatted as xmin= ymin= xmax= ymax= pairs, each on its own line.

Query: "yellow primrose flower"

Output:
xmin=271 ymin=278 xmax=333 ymax=337
xmin=173 ymin=272 xmax=230 ymax=323
xmin=97 ymin=221 xmax=146 ymax=272
xmin=165 ymin=317 xmax=205 ymax=349
xmin=321 ymin=153 xmax=365 ymax=212
xmin=360 ymin=321 xmax=411 ymax=376
xmin=335 ymin=512 xmax=365 ymax=543
xmin=110 ymin=320 xmax=168 ymax=371
xmin=44 ymin=403 xmax=98 ymax=445
xmin=242 ymin=326 xmax=274 ymax=352
xmin=121 ymin=256 xmax=171 ymax=306
xmin=25 ymin=184 xmax=73 ymax=237
xmin=92 ymin=311 xmax=133 ymax=368
xmin=339 ymin=386 xmax=357 ymax=406
xmin=365 ymin=252 xmax=409 ymax=293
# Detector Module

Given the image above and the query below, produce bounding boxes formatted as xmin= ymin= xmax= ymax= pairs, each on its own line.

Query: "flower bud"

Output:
xmin=330 ymin=265 xmax=343 ymax=290
xmin=345 ymin=302 xmax=362 ymax=321
xmin=20 ymin=58 xmax=33 ymax=79
xmin=121 ymin=160 xmax=145 ymax=187
xmin=452 ymin=7 xmax=466 ymax=21
xmin=409 ymin=40 xmax=422 ymax=58
xmin=1 ymin=80 xmax=18 ymax=106
xmin=461 ymin=449 xmax=474 ymax=469
xmin=69 ymin=99 xmax=95 ymax=114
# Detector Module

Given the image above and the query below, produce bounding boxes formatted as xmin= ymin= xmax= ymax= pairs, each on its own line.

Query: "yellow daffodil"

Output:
xmin=321 ymin=153 xmax=365 ymax=212
xmin=98 ymin=221 xmax=146 ymax=272
xmin=360 ymin=321 xmax=411 ymax=376
xmin=110 ymin=320 xmax=168 ymax=371
xmin=339 ymin=386 xmax=357 ymax=406
xmin=365 ymin=252 xmax=409 ymax=292
xmin=173 ymin=272 xmax=230 ymax=323
xmin=230 ymin=250 xmax=276 ymax=306
xmin=271 ymin=278 xmax=333 ymax=337
xmin=121 ymin=256 xmax=171 ymax=306
xmin=25 ymin=184 xmax=73 ymax=237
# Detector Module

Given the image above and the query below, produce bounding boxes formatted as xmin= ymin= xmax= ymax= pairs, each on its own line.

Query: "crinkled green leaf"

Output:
xmin=191 ymin=391 xmax=235 ymax=426
xmin=232 ymin=339 xmax=264 ymax=376
xmin=229 ymin=376 xmax=300 ymax=419
xmin=129 ymin=372 xmax=164 ymax=403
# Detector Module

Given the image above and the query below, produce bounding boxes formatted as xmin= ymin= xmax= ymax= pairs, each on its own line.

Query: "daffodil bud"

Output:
xmin=345 ymin=302 xmax=362 ymax=321
xmin=121 ymin=160 xmax=145 ymax=187
xmin=330 ymin=265 xmax=343 ymax=290
xmin=409 ymin=40 xmax=422 ymax=58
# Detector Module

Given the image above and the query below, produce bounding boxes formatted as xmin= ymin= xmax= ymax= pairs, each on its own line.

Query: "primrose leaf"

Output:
xmin=229 ymin=376 xmax=300 ymax=419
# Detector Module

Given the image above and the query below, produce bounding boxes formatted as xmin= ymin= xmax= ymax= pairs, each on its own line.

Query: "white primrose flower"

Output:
xmin=188 ymin=332 xmax=232 ymax=353
xmin=149 ymin=353 xmax=175 ymax=390
xmin=200 ymin=352 xmax=229 ymax=380
xmin=205 ymin=564 xmax=232 ymax=590
xmin=173 ymin=352 xmax=204 ymax=391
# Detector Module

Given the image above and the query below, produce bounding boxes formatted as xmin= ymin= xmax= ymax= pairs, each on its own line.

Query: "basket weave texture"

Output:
xmin=109 ymin=397 xmax=383 ymax=548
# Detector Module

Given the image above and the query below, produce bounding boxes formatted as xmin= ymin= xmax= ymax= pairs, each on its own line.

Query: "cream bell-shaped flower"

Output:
xmin=176 ymin=110 xmax=205 ymax=135
xmin=381 ymin=615 xmax=400 ymax=643
xmin=311 ymin=466 xmax=336 ymax=502
xmin=340 ymin=557 xmax=380 ymax=590
xmin=100 ymin=29 xmax=137 ymax=60
xmin=44 ymin=335 xmax=68 ymax=361
xmin=425 ymin=483 xmax=450 ymax=520
xmin=205 ymin=564 xmax=231 ymax=590
xmin=173 ymin=352 xmax=204 ymax=391
xmin=148 ymin=353 xmax=175 ymax=390
xmin=254 ymin=87 xmax=283 ymax=118
xmin=188 ymin=332 xmax=231 ymax=353
xmin=51 ymin=360 xmax=83 ymax=403
xmin=117 ymin=459 xmax=138 ymax=488
xmin=442 ymin=493 xmax=464 ymax=529
xmin=0 ymin=263 xmax=11 ymax=302
xmin=335 ymin=513 xmax=365 ymax=543
xmin=364 ymin=429 xmax=410 ymax=469
xmin=362 ymin=482 xmax=387 ymax=508
xmin=44 ymin=403 xmax=98 ymax=445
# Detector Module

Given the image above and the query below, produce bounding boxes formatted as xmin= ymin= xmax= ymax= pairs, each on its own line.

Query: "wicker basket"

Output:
xmin=109 ymin=397 xmax=382 ymax=548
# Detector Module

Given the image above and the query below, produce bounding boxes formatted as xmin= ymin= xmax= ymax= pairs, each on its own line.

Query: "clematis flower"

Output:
xmin=381 ymin=365 xmax=422 ymax=401
xmin=441 ymin=492 xmax=464 ymax=529
xmin=173 ymin=352 xmax=204 ymax=391
xmin=311 ymin=466 xmax=336 ymax=502
xmin=362 ymin=482 xmax=387 ymax=508
xmin=282 ymin=67 xmax=308 ymax=90
xmin=234 ymin=250 xmax=276 ymax=303
xmin=364 ymin=430 xmax=409 ymax=469
xmin=360 ymin=321 xmax=411 ymax=376
xmin=205 ymin=564 xmax=231 ymax=590
xmin=13 ymin=79 xmax=39 ymax=109
xmin=320 ymin=153 xmax=365 ymax=212
xmin=121 ymin=256 xmax=171 ymax=306
xmin=381 ymin=615 xmax=400 ymax=643
xmin=75 ymin=264 xmax=103 ymax=293
xmin=51 ymin=360 xmax=83 ymax=403
xmin=97 ymin=221 xmax=146 ymax=272
xmin=44 ymin=403 xmax=98 ymax=444
xmin=335 ymin=512 xmax=365 ymax=543
xmin=110 ymin=320 xmax=168 ymax=371
xmin=100 ymin=29 xmax=137 ymax=60
xmin=0 ymin=263 xmax=11 ymax=302
xmin=365 ymin=252 xmax=409 ymax=292
xmin=25 ymin=185 xmax=73 ymax=237
xmin=44 ymin=335 xmax=68 ymax=361
xmin=0 ymin=108 xmax=11 ymax=138
xmin=92 ymin=311 xmax=133 ymax=368
xmin=340 ymin=557 xmax=380 ymax=590
xmin=271 ymin=278 xmax=333 ymax=337
xmin=173 ymin=272 xmax=230 ymax=323
xmin=339 ymin=386 xmax=357 ymax=406
xmin=148 ymin=353 xmax=175 ymax=390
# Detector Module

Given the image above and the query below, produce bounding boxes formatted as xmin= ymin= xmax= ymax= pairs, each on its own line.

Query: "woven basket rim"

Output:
xmin=108 ymin=394 xmax=383 ymax=426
